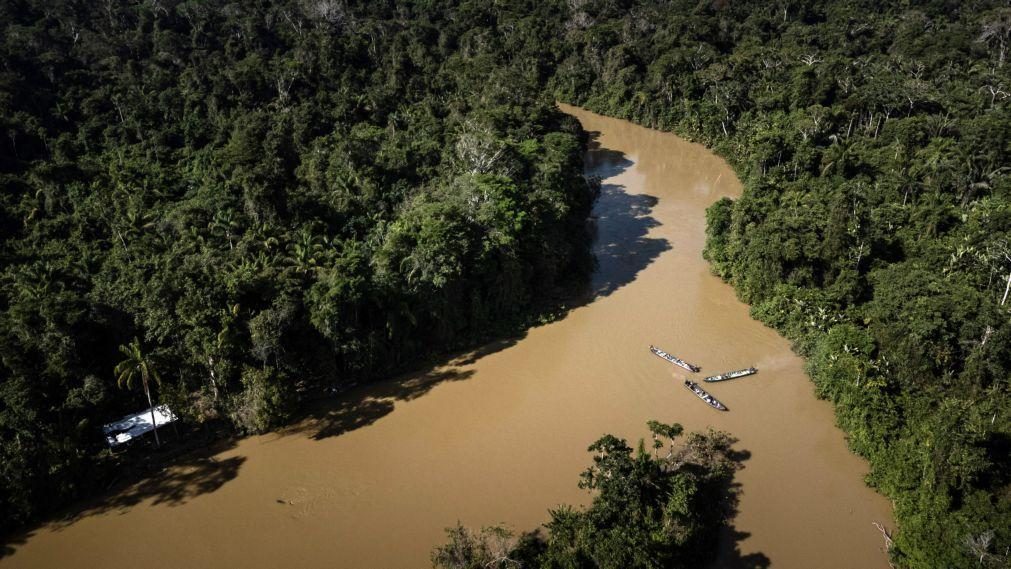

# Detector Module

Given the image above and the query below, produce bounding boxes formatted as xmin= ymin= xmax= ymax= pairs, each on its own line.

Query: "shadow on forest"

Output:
xmin=1 ymin=437 xmax=245 ymax=558
xmin=581 ymin=131 xmax=671 ymax=301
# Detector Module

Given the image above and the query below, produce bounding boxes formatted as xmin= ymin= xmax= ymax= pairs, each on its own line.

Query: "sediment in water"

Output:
xmin=2 ymin=106 xmax=894 ymax=569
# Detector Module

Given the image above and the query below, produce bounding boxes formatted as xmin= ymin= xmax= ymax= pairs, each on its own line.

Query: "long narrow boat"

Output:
xmin=684 ymin=380 xmax=727 ymax=411
xmin=703 ymin=367 xmax=758 ymax=382
xmin=649 ymin=345 xmax=700 ymax=372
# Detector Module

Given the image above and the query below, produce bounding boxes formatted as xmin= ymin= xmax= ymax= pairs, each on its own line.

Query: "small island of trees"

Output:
xmin=432 ymin=421 xmax=743 ymax=569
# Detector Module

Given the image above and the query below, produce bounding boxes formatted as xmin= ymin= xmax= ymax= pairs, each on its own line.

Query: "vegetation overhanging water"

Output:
xmin=2 ymin=1 xmax=1009 ymax=567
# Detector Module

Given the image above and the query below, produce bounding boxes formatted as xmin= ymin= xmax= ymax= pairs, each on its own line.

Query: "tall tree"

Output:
xmin=114 ymin=338 xmax=163 ymax=448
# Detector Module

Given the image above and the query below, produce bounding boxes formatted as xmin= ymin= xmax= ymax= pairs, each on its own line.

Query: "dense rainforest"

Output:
xmin=2 ymin=1 xmax=1010 ymax=567
xmin=0 ymin=0 xmax=596 ymax=535
xmin=544 ymin=1 xmax=1011 ymax=567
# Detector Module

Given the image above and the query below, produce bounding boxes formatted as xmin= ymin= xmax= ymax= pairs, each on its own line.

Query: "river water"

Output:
xmin=2 ymin=106 xmax=894 ymax=569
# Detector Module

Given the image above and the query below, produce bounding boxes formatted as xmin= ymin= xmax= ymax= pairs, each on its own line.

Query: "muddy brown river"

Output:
xmin=3 ymin=106 xmax=894 ymax=568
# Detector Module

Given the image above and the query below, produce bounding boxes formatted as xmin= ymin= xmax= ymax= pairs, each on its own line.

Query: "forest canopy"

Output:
xmin=545 ymin=1 xmax=1011 ymax=566
xmin=2 ymin=1 xmax=1009 ymax=567
xmin=0 ymin=0 xmax=596 ymax=533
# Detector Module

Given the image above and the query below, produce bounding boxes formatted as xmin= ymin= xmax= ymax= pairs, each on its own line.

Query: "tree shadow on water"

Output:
xmin=585 ymin=130 xmax=633 ymax=178
xmin=112 ymin=456 xmax=245 ymax=512
xmin=711 ymin=526 xmax=772 ymax=569
xmin=1 ymin=438 xmax=246 ymax=558
xmin=446 ymin=337 xmax=519 ymax=367
xmin=0 ymin=533 xmax=28 ymax=560
xmin=288 ymin=132 xmax=675 ymax=443
xmin=581 ymin=132 xmax=671 ymax=301
xmin=290 ymin=367 xmax=475 ymax=440
xmin=56 ymin=439 xmax=245 ymax=528
xmin=589 ymin=184 xmax=670 ymax=299
xmin=710 ymin=448 xmax=772 ymax=569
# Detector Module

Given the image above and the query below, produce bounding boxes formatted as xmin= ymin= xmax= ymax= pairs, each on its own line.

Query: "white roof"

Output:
xmin=102 ymin=404 xmax=177 ymax=447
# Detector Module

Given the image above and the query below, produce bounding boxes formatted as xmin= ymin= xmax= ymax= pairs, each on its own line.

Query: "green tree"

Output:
xmin=433 ymin=422 xmax=740 ymax=569
xmin=114 ymin=337 xmax=163 ymax=448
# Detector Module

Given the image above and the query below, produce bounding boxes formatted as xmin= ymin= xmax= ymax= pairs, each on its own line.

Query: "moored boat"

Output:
xmin=649 ymin=345 xmax=701 ymax=372
xmin=703 ymin=367 xmax=758 ymax=382
xmin=684 ymin=380 xmax=727 ymax=411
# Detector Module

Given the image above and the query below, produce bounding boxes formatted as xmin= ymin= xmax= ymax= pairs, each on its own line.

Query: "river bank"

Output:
xmin=2 ymin=106 xmax=893 ymax=569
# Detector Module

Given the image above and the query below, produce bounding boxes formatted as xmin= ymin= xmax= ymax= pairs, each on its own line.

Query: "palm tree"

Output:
xmin=209 ymin=209 xmax=241 ymax=250
xmin=286 ymin=227 xmax=325 ymax=274
xmin=115 ymin=337 xmax=163 ymax=448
